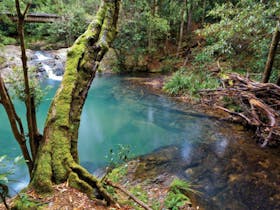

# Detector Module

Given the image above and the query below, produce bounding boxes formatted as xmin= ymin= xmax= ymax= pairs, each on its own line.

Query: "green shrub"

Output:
xmin=164 ymin=178 xmax=196 ymax=210
xmin=194 ymin=51 xmax=213 ymax=64
xmin=0 ymin=155 xmax=24 ymax=209
xmin=163 ymin=71 xmax=190 ymax=95
xmin=130 ymin=185 xmax=148 ymax=204
xmin=106 ymin=144 xmax=132 ymax=168
xmin=0 ymin=33 xmax=17 ymax=46
xmin=163 ymin=69 xmax=220 ymax=98
xmin=106 ymin=165 xmax=128 ymax=183
xmin=196 ymin=0 xmax=279 ymax=74
xmin=7 ymin=66 xmax=50 ymax=107
xmin=45 ymin=7 xmax=88 ymax=46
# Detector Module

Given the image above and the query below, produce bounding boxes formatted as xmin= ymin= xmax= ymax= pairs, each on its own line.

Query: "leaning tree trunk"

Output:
xmin=30 ymin=0 xmax=120 ymax=204
xmin=262 ymin=20 xmax=280 ymax=83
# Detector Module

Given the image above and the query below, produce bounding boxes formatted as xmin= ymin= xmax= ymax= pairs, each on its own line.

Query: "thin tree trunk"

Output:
xmin=262 ymin=20 xmax=280 ymax=83
xmin=202 ymin=0 xmax=207 ymax=24
xmin=15 ymin=0 xmax=40 ymax=160
xmin=164 ymin=34 xmax=169 ymax=55
xmin=148 ymin=0 xmax=157 ymax=52
xmin=0 ymin=76 xmax=33 ymax=174
xmin=187 ymin=0 xmax=193 ymax=33
xmin=177 ymin=0 xmax=187 ymax=56
xmin=30 ymin=0 xmax=120 ymax=205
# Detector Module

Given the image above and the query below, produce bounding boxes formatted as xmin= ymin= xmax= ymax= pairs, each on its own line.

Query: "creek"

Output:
xmin=0 ymin=51 xmax=279 ymax=209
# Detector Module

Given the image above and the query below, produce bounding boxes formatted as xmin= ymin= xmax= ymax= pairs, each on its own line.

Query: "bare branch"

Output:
xmin=15 ymin=0 xmax=40 ymax=160
xmin=0 ymin=75 xmax=33 ymax=173
xmin=23 ymin=3 xmax=31 ymax=18
xmin=105 ymin=180 xmax=153 ymax=210
xmin=14 ymin=0 xmax=22 ymax=18
xmin=200 ymin=73 xmax=280 ymax=146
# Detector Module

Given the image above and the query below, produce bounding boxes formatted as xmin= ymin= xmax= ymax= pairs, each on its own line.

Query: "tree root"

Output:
xmin=200 ymin=73 xmax=280 ymax=146
xmin=67 ymin=161 xmax=117 ymax=206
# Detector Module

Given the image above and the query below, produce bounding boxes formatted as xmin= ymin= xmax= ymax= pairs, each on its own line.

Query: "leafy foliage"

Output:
xmin=13 ymin=193 xmax=45 ymax=209
xmin=0 ymin=155 xmax=24 ymax=185
xmin=6 ymin=66 xmax=50 ymax=107
xmin=0 ymin=0 xmax=96 ymax=47
xmin=164 ymin=178 xmax=195 ymax=210
xmin=103 ymin=144 xmax=131 ymax=185
xmin=44 ymin=6 xmax=88 ymax=46
xmin=106 ymin=144 xmax=132 ymax=168
xmin=112 ymin=0 xmax=182 ymax=69
xmin=129 ymin=185 xmax=149 ymax=208
xmin=196 ymin=0 xmax=280 ymax=78
xmin=163 ymin=68 xmax=220 ymax=98
xmin=0 ymin=155 xmax=24 ymax=208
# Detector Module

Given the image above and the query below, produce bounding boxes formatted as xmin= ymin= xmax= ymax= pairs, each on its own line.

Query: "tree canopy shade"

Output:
xmin=0 ymin=0 xmax=121 ymax=206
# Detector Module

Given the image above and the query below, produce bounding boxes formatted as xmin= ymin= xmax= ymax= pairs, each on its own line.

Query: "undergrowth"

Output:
xmin=164 ymin=178 xmax=198 ymax=210
xmin=163 ymin=67 xmax=220 ymax=99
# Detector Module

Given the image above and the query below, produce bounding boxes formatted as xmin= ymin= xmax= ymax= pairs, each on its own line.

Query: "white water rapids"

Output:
xmin=34 ymin=51 xmax=63 ymax=81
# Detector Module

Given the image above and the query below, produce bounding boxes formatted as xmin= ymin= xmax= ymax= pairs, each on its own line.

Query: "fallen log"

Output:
xmin=200 ymin=73 xmax=280 ymax=146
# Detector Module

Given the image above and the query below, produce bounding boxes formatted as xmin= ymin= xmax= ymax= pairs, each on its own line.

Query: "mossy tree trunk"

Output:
xmin=29 ymin=0 xmax=120 ymax=204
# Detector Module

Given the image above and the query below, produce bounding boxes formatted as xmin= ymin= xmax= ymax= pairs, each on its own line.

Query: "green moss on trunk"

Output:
xmin=29 ymin=0 xmax=120 ymax=205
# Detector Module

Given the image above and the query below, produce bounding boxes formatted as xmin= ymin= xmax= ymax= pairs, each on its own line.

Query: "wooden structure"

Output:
xmin=1 ymin=12 xmax=61 ymax=23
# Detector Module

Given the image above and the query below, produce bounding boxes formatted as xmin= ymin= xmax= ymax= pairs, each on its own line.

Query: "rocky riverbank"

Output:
xmin=0 ymin=45 xmax=119 ymax=81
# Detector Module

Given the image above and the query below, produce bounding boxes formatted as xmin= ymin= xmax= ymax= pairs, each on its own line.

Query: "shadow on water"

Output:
xmin=0 ymin=73 xmax=279 ymax=209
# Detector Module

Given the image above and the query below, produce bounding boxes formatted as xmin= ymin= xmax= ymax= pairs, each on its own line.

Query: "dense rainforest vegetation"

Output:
xmin=1 ymin=0 xmax=279 ymax=78
xmin=0 ymin=0 xmax=280 ymax=209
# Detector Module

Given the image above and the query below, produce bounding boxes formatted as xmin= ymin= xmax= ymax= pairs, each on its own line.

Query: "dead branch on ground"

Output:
xmin=200 ymin=73 xmax=280 ymax=146
xmin=105 ymin=180 xmax=152 ymax=210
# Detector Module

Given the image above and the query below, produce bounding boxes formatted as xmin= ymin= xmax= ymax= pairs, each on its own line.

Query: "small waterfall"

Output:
xmin=34 ymin=52 xmax=49 ymax=61
xmin=34 ymin=51 xmax=63 ymax=81
xmin=42 ymin=63 xmax=63 ymax=81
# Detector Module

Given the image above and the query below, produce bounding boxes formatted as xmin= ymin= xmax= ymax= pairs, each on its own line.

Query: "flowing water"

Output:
xmin=0 ymin=52 xmax=279 ymax=209
xmin=34 ymin=51 xmax=63 ymax=81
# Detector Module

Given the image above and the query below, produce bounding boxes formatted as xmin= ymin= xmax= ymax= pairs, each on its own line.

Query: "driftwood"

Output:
xmin=200 ymin=73 xmax=280 ymax=147
xmin=105 ymin=180 xmax=152 ymax=210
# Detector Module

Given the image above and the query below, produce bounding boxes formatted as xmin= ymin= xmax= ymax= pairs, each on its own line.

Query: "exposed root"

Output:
xmin=67 ymin=161 xmax=117 ymax=206
xmin=200 ymin=73 xmax=280 ymax=146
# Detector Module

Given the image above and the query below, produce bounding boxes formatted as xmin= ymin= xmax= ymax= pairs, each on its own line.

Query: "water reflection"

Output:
xmin=147 ymin=106 xmax=154 ymax=123
xmin=213 ymin=135 xmax=229 ymax=157
xmin=1 ymin=74 xmax=279 ymax=209
xmin=181 ymin=142 xmax=193 ymax=164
